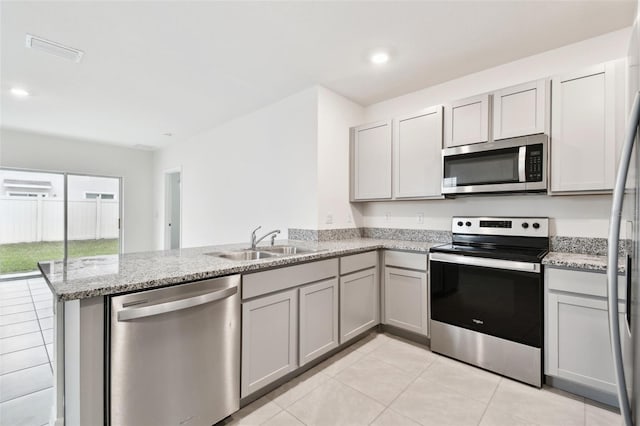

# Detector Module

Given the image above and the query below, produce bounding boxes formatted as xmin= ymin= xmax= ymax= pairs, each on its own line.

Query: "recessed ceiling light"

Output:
xmin=370 ymin=51 xmax=390 ymax=65
xmin=10 ymin=88 xmax=30 ymax=98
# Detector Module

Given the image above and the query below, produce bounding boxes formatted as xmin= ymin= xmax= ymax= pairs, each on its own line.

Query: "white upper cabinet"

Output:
xmin=492 ymin=79 xmax=549 ymax=140
xmin=444 ymin=93 xmax=490 ymax=147
xmin=351 ymin=120 xmax=392 ymax=200
xmin=393 ymin=106 xmax=443 ymax=199
xmin=550 ymin=60 xmax=625 ymax=193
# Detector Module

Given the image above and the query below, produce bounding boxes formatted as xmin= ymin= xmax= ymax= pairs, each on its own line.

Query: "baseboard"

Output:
xmin=545 ymin=376 xmax=620 ymax=409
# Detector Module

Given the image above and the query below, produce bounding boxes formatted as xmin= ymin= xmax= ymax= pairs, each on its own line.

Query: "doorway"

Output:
xmin=164 ymin=170 xmax=181 ymax=250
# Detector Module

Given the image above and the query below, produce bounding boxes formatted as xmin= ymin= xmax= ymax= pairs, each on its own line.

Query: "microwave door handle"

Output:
xmin=518 ymin=146 xmax=526 ymax=182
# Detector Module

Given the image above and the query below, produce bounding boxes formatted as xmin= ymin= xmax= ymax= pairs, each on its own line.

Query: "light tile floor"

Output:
xmin=0 ymin=277 xmax=54 ymax=426
xmin=225 ymin=332 xmax=622 ymax=426
xmin=0 ymin=281 xmax=623 ymax=426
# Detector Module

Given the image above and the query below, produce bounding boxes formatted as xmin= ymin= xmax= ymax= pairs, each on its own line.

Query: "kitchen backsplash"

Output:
xmin=289 ymin=227 xmax=631 ymax=256
xmin=361 ymin=227 xmax=451 ymax=243
xmin=549 ymin=236 xmax=631 ymax=256
xmin=288 ymin=228 xmax=362 ymax=241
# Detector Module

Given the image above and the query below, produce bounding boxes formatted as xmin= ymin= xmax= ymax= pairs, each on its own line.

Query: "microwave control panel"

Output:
xmin=525 ymin=144 xmax=544 ymax=182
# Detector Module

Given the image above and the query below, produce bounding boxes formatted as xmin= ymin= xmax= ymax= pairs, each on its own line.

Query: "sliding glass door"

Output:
xmin=67 ymin=174 xmax=121 ymax=259
xmin=0 ymin=168 xmax=121 ymax=277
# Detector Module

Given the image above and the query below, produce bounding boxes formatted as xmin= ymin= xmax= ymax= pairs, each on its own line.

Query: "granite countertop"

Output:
xmin=39 ymin=238 xmax=445 ymax=301
xmin=542 ymin=252 xmax=627 ymax=274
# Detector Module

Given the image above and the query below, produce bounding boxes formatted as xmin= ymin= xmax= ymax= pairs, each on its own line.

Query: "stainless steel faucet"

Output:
xmin=250 ymin=226 xmax=281 ymax=249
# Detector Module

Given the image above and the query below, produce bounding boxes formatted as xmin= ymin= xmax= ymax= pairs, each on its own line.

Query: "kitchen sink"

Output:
xmin=259 ymin=245 xmax=317 ymax=255
xmin=205 ymin=245 xmax=320 ymax=261
xmin=205 ymin=250 xmax=277 ymax=261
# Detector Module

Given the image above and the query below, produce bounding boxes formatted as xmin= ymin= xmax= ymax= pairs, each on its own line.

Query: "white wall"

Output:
xmin=0 ymin=128 xmax=154 ymax=253
xmin=359 ymin=27 xmax=633 ymax=238
xmin=153 ymin=87 xmax=319 ymax=249
xmin=317 ymin=86 xmax=365 ymax=230
xmin=366 ymin=28 xmax=631 ymax=121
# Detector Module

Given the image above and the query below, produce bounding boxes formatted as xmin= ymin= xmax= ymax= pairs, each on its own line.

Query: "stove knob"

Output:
xmin=522 ymin=222 xmax=529 ymax=229
xmin=533 ymin=222 xmax=540 ymax=229
xmin=457 ymin=221 xmax=463 ymax=227
xmin=465 ymin=221 xmax=472 ymax=227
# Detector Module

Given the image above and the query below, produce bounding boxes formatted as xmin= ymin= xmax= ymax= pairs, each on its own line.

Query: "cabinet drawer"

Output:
xmin=340 ymin=251 xmax=377 ymax=275
xmin=384 ymin=250 xmax=427 ymax=271
xmin=243 ymin=258 xmax=339 ymax=299
xmin=546 ymin=267 xmax=626 ymax=300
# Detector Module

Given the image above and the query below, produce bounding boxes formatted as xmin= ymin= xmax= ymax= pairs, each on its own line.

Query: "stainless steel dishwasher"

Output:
xmin=109 ymin=275 xmax=240 ymax=426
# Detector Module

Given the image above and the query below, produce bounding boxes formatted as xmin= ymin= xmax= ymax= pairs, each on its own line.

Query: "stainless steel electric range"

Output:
xmin=429 ymin=216 xmax=549 ymax=387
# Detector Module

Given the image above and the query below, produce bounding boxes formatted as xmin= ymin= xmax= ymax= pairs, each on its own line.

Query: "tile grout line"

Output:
xmin=282 ymin=408 xmax=308 ymax=426
xmin=0 ymin=338 xmax=47 ymax=356
xmin=0 ymin=327 xmax=46 ymax=340
xmin=371 ymin=355 xmax=440 ymax=425
xmin=475 ymin=377 xmax=502 ymax=425
xmin=27 ymin=278 xmax=54 ymax=373
xmin=0 ymin=384 xmax=53 ymax=405
xmin=0 ymin=359 xmax=51 ymax=376
xmin=336 ymin=344 xmax=440 ymax=425
xmin=0 ymin=315 xmax=41 ymax=327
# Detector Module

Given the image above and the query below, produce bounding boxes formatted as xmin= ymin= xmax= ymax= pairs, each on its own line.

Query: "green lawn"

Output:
xmin=0 ymin=239 xmax=119 ymax=274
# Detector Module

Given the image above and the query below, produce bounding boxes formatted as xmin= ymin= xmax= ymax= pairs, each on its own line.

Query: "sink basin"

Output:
xmin=206 ymin=250 xmax=277 ymax=261
xmin=260 ymin=245 xmax=317 ymax=255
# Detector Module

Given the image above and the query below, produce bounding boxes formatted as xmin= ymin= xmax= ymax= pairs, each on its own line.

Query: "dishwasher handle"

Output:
xmin=117 ymin=285 xmax=238 ymax=321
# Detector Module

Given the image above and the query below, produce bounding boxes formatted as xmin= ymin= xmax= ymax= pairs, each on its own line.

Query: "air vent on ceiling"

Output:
xmin=25 ymin=34 xmax=84 ymax=63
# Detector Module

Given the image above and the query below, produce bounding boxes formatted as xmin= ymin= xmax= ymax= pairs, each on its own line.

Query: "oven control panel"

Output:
xmin=452 ymin=217 xmax=549 ymax=237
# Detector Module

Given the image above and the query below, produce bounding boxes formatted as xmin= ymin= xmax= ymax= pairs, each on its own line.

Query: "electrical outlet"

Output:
xmin=385 ymin=212 xmax=390 ymax=222
xmin=346 ymin=214 xmax=352 ymax=224
xmin=326 ymin=213 xmax=333 ymax=224
xmin=417 ymin=213 xmax=424 ymax=224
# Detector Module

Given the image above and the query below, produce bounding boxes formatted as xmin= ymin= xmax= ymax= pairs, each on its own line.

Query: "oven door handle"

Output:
xmin=429 ymin=252 xmax=540 ymax=273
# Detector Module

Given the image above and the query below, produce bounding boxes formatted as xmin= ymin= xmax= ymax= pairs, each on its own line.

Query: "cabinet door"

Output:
xmin=352 ymin=121 xmax=392 ymax=200
xmin=393 ymin=106 xmax=443 ymax=199
xmin=551 ymin=60 xmax=623 ymax=193
xmin=299 ymin=278 xmax=339 ymax=366
xmin=384 ymin=267 xmax=428 ymax=336
xmin=241 ymin=289 xmax=298 ymax=398
xmin=493 ymin=79 xmax=548 ymax=140
xmin=340 ymin=267 xmax=379 ymax=343
xmin=444 ymin=93 xmax=490 ymax=147
xmin=546 ymin=291 xmax=631 ymax=394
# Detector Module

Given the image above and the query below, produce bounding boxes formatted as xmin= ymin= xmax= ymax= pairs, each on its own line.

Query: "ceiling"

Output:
xmin=0 ymin=1 xmax=635 ymax=149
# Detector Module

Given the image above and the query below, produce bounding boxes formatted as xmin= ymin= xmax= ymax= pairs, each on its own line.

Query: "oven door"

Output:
xmin=429 ymin=252 xmax=542 ymax=348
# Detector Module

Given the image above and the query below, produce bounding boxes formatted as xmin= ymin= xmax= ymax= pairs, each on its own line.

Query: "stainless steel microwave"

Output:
xmin=442 ymin=134 xmax=547 ymax=195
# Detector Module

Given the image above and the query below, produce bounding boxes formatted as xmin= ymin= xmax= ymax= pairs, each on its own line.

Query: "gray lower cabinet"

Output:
xmin=299 ymin=278 xmax=339 ymax=366
xmin=339 ymin=252 xmax=380 ymax=343
xmin=545 ymin=267 xmax=631 ymax=396
xmin=241 ymin=288 xmax=298 ymax=398
xmin=384 ymin=267 xmax=428 ymax=336
xmin=241 ymin=258 xmax=339 ymax=398
xmin=383 ymin=251 xmax=429 ymax=336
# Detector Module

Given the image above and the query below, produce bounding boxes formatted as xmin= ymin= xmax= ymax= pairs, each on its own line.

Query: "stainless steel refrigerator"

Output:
xmin=608 ymin=13 xmax=640 ymax=426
